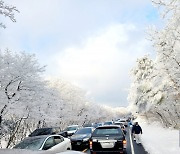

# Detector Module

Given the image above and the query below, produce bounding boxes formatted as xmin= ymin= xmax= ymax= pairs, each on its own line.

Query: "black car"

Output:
xmin=70 ymin=127 xmax=94 ymax=150
xmin=89 ymin=125 xmax=127 ymax=154
xmin=28 ymin=127 xmax=67 ymax=137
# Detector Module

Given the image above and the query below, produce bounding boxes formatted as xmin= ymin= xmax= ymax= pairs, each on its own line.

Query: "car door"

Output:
xmin=48 ymin=135 xmax=68 ymax=152
xmin=60 ymin=136 xmax=71 ymax=150
xmin=42 ymin=136 xmax=55 ymax=150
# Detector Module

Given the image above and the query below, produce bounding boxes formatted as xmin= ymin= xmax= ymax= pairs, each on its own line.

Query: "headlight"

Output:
xmin=83 ymin=138 xmax=89 ymax=142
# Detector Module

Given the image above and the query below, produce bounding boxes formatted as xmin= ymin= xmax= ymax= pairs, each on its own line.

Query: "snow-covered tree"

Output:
xmin=150 ymin=0 xmax=180 ymax=128
xmin=0 ymin=0 xmax=19 ymax=28
xmin=0 ymin=50 xmax=130 ymax=148
xmin=128 ymin=0 xmax=180 ymax=128
xmin=0 ymin=50 xmax=47 ymax=147
xmin=47 ymin=78 xmax=120 ymax=128
xmin=128 ymin=56 xmax=156 ymax=113
xmin=0 ymin=49 xmax=46 ymax=119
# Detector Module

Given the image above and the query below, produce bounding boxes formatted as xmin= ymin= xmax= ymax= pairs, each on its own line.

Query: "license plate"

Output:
xmin=100 ymin=142 xmax=114 ymax=148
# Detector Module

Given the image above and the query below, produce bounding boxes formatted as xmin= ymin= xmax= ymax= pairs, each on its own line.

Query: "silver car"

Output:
xmin=65 ymin=125 xmax=79 ymax=136
xmin=118 ymin=119 xmax=128 ymax=127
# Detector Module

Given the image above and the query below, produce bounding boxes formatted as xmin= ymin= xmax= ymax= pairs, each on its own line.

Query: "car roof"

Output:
xmin=32 ymin=127 xmax=61 ymax=131
xmin=79 ymin=127 xmax=93 ymax=129
xmin=114 ymin=122 xmax=122 ymax=124
xmin=96 ymin=125 xmax=120 ymax=128
xmin=39 ymin=127 xmax=59 ymax=128
xmin=67 ymin=125 xmax=78 ymax=127
xmin=26 ymin=134 xmax=62 ymax=140
xmin=33 ymin=127 xmax=52 ymax=130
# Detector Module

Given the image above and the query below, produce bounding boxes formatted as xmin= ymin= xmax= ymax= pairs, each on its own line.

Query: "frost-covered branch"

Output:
xmin=0 ymin=0 xmax=19 ymax=28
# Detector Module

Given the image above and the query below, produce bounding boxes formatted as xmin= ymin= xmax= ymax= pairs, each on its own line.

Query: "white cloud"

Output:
xmin=0 ymin=0 xmax=157 ymax=107
xmin=51 ymin=23 xmax=151 ymax=107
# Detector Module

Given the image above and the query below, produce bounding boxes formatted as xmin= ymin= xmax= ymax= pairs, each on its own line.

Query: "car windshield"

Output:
xmin=29 ymin=128 xmax=52 ymax=137
xmin=114 ymin=123 xmax=121 ymax=125
xmin=75 ymin=128 xmax=92 ymax=134
xmin=83 ymin=124 xmax=92 ymax=127
xmin=14 ymin=137 xmax=44 ymax=150
xmin=67 ymin=126 xmax=78 ymax=131
xmin=93 ymin=127 xmax=123 ymax=136
xmin=104 ymin=121 xmax=113 ymax=125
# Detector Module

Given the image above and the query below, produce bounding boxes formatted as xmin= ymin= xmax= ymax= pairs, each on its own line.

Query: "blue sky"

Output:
xmin=0 ymin=0 xmax=160 ymax=107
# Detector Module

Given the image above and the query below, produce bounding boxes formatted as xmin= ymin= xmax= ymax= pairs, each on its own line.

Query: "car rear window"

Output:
xmin=75 ymin=128 xmax=92 ymax=134
xmin=29 ymin=128 xmax=52 ymax=136
xmin=120 ymin=120 xmax=126 ymax=122
xmin=93 ymin=127 xmax=123 ymax=136
xmin=67 ymin=126 xmax=78 ymax=131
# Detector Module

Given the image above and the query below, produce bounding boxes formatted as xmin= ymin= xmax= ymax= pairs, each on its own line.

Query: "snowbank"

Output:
xmin=137 ymin=118 xmax=180 ymax=154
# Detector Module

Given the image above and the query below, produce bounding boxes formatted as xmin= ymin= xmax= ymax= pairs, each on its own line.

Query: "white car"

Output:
xmin=0 ymin=149 xmax=45 ymax=154
xmin=118 ymin=119 xmax=128 ymax=127
xmin=65 ymin=125 xmax=79 ymax=136
xmin=0 ymin=149 xmax=83 ymax=154
xmin=13 ymin=134 xmax=71 ymax=153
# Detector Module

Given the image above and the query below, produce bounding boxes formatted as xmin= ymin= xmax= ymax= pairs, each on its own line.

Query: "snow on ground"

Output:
xmin=137 ymin=117 xmax=180 ymax=154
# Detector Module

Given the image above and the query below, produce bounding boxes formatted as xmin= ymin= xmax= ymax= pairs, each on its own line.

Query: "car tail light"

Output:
xmin=89 ymin=141 xmax=92 ymax=149
xmin=123 ymin=140 xmax=127 ymax=148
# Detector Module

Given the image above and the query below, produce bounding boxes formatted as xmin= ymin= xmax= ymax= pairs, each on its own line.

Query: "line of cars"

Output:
xmin=69 ymin=121 xmax=127 ymax=153
xmin=12 ymin=120 xmax=128 ymax=153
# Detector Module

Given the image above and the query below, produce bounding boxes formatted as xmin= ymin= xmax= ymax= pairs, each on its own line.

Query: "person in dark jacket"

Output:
xmin=132 ymin=122 xmax=142 ymax=144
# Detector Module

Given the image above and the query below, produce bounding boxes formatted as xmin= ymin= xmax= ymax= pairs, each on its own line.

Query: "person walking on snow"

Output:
xmin=132 ymin=122 xmax=142 ymax=144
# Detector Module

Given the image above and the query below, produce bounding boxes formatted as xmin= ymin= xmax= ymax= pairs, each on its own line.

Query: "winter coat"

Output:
xmin=132 ymin=125 xmax=142 ymax=134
